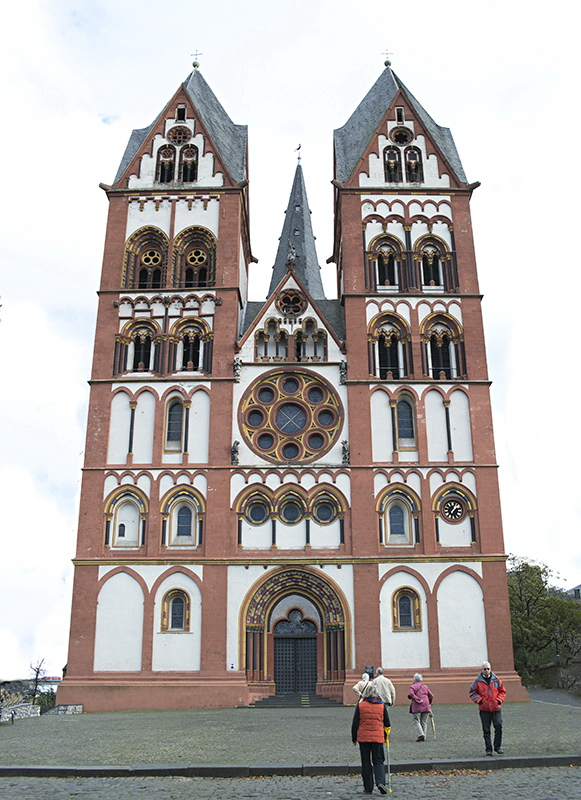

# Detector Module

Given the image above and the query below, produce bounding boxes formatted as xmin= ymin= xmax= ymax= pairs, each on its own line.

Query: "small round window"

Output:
xmin=247 ymin=500 xmax=269 ymax=525
xmin=280 ymin=501 xmax=302 ymax=525
xmin=313 ymin=500 xmax=337 ymax=524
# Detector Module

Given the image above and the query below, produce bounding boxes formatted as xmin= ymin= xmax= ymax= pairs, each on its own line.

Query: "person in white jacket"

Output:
xmin=372 ymin=667 xmax=396 ymax=706
xmin=352 ymin=673 xmax=370 ymax=701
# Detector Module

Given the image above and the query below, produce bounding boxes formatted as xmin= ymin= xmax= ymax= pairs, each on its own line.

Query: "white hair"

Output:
xmin=413 ymin=673 xmax=423 ymax=682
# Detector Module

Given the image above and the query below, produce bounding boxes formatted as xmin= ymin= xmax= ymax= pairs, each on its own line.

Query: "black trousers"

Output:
xmin=359 ymin=741 xmax=385 ymax=792
xmin=479 ymin=708 xmax=502 ymax=752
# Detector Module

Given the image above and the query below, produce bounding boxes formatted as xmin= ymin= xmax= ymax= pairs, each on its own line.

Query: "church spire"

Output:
xmin=268 ymin=163 xmax=326 ymax=299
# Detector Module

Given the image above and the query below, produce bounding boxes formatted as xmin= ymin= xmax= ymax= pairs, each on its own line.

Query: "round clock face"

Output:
xmin=239 ymin=370 xmax=343 ymax=463
xmin=442 ymin=499 xmax=464 ymax=522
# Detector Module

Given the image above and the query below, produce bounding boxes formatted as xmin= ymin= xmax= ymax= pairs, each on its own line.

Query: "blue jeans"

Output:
xmin=479 ymin=708 xmax=502 ymax=752
xmin=359 ymin=741 xmax=386 ymax=792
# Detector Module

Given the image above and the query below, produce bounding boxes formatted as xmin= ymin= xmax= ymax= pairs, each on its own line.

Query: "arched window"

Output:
xmin=369 ymin=314 xmax=411 ymax=379
xmin=179 ymin=145 xmax=198 ymax=182
xmin=161 ymin=490 xmax=203 ymax=547
xmin=294 ymin=319 xmax=327 ymax=362
xmin=172 ymin=227 xmax=217 ymax=288
xmin=122 ymin=227 xmax=168 ymax=290
xmin=396 ymin=397 xmax=416 ymax=448
xmin=130 ymin=326 xmax=155 ymax=372
xmin=255 ymin=319 xmax=288 ymax=361
xmin=156 ymin=145 xmax=176 ymax=183
xmin=378 ymin=487 xmax=420 ymax=546
xmin=405 ymin=147 xmax=424 ymax=183
xmin=384 ymin=147 xmax=402 ymax=182
xmin=421 ymin=245 xmax=443 ymax=286
xmin=369 ymin=238 xmax=404 ymax=292
xmin=422 ymin=317 xmax=465 ymax=380
xmin=180 ymin=330 xmax=201 ymax=370
xmin=105 ymin=490 xmax=147 ymax=549
xmin=166 ymin=399 xmax=184 ymax=451
xmin=161 ymin=590 xmax=190 ymax=631
xmin=392 ymin=588 xmax=422 ymax=630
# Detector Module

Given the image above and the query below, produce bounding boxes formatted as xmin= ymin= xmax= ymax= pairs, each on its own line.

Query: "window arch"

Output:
xmin=392 ymin=587 xmax=421 ymax=630
xmin=129 ymin=324 xmax=157 ymax=372
xmin=368 ymin=313 xmax=412 ymax=379
xmin=383 ymin=147 xmax=402 ymax=182
xmin=368 ymin=237 xmax=404 ymax=291
xmin=378 ymin=486 xmax=420 ymax=546
xmin=161 ymin=489 xmax=204 ymax=547
xmin=168 ymin=320 xmax=213 ymax=375
xmin=161 ymin=590 xmax=190 ymax=631
xmin=165 ymin=397 xmax=185 ymax=452
xmin=421 ymin=315 xmax=466 ymax=380
xmin=294 ymin=318 xmax=327 ymax=362
xmin=404 ymin=147 xmax=424 ymax=183
xmin=171 ymin=227 xmax=216 ymax=288
xmin=104 ymin=489 xmax=148 ymax=549
xmin=255 ymin=318 xmax=289 ymax=361
xmin=156 ymin=145 xmax=176 ymax=183
xmin=414 ymin=237 xmax=454 ymax=291
xmin=122 ymin=227 xmax=169 ymax=290
xmin=179 ymin=145 xmax=198 ymax=182
xmin=395 ymin=395 xmax=416 ymax=449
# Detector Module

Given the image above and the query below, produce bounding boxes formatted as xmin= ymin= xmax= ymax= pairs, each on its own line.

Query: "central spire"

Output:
xmin=268 ymin=164 xmax=326 ymax=300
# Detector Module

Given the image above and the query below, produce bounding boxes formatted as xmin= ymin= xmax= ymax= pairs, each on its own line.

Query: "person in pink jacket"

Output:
xmin=408 ymin=673 xmax=434 ymax=741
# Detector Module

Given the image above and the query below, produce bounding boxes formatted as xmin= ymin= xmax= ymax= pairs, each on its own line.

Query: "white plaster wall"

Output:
xmin=449 ymin=391 xmax=473 ymax=461
xmin=173 ymin=198 xmax=220 ymax=237
xmin=152 ymin=572 xmax=202 ymax=671
xmin=108 ymin=392 xmax=131 ymax=465
xmin=238 ymin=235 xmax=247 ymax=301
xmin=132 ymin=391 xmax=156 ymax=464
xmin=226 ymin=565 xmax=276 ymax=669
xmin=438 ymin=517 xmax=472 ymax=547
xmin=425 ymin=390 xmax=448 ymax=461
xmin=437 ymin=571 xmax=487 ymax=667
xmin=240 ymin=520 xmax=272 ymax=549
xmin=360 ymin=133 xmax=449 ymax=188
xmin=125 ymin=202 xmax=171 ymax=239
xmin=104 ymin=475 xmax=119 ymax=498
xmin=378 ymin=560 xmax=482 ymax=589
xmin=379 ymin=571 xmax=430 ymax=669
xmin=276 ymin=520 xmax=307 ymax=549
xmin=371 ymin=390 xmax=393 ymax=462
xmin=310 ymin=519 xmax=341 ymax=549
xmin=94 ymin=572 xmax=144 ymax=671
xmin=98 ymin=563 xmax=203 ymax=590
xmin=188 ymin=390 xmax=210 ymax=464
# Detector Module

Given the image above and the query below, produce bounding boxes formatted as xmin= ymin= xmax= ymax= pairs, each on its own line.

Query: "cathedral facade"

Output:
xmin=57 ymin=66 xmax=527 ymax=711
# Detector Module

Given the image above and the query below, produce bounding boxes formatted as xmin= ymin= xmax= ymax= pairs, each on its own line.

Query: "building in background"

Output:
xmin=57 ymin=64 xmax=527 ymax=710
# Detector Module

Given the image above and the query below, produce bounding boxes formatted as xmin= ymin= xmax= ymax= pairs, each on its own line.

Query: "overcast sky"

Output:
xmin=1 ymin=0 xmax=580 ymax=680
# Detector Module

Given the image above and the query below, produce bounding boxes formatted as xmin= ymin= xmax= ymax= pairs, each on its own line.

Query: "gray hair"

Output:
xmin=363 ymin=682 xmax=380 ymax=698
xmin=361 ymin=673 xmax=369 ymax=681
xmin=376 ymin=667 xmax=384 ymax=676
xmin=413 ymin=673 xmax=423 ymax=682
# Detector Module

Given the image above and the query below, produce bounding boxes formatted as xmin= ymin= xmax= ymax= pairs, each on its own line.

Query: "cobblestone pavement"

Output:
xmin=1 ymin=767 xmax=580 ymax=800
xmin=2 ymin=689 xmax=581 ymax=767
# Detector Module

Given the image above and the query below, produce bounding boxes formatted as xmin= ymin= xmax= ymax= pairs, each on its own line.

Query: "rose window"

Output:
xmin=239 ymin=370 xmax=343 ymax=463
xmin=167 ymin=126 xmax=192 ymax=145
xmin=187 ymin=248 xmax=207 ymax=265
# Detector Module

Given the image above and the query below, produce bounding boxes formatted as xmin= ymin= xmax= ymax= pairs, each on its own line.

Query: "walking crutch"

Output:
xmin=384 ymin=726 xmax=392 ymax=793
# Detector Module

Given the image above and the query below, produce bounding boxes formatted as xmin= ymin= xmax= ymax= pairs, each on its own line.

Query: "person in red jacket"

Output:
xmin=469 ymin=661 xmax=507 ymax=755
xmin=351 ymin=684 xmax=391 ymax=794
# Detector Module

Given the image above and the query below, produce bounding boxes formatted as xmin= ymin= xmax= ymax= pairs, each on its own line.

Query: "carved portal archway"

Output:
xmin=243 ymin=567 xmax=348 ymax=694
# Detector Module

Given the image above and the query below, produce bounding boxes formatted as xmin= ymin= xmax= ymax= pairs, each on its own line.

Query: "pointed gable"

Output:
xmin=113 ymin=69 xmax=247 ymax=186
xmin=334 ymin=68 xmax=467 ymax=185
xmin=268 ymin=164 xmax=326 ymax=300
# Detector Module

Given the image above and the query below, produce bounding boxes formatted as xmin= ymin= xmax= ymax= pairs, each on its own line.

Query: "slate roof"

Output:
xmin=114 ymin=70 xmax=247 ymax=185
xmin=267 ymin=164 xmax=326 ymax=300
xmin=333 ymin=68 xmax=467 ymax=185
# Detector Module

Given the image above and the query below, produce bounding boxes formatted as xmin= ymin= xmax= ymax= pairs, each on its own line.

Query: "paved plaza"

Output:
xmin=1 ymin=688 xmax=580 ymax=798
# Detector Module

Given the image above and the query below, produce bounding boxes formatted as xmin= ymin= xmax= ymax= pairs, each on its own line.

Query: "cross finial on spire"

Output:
xmin=295 ymin=144 xmax=302 ymax=164
xmin=191 ymin=51 xmax=203 ymax=69
xmin=382 ymin=48 xmax=393 ymax=67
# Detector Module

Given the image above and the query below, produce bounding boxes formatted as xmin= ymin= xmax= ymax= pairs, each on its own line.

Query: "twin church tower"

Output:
xmin=57 ymin=65 xmax=526 ymax=710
